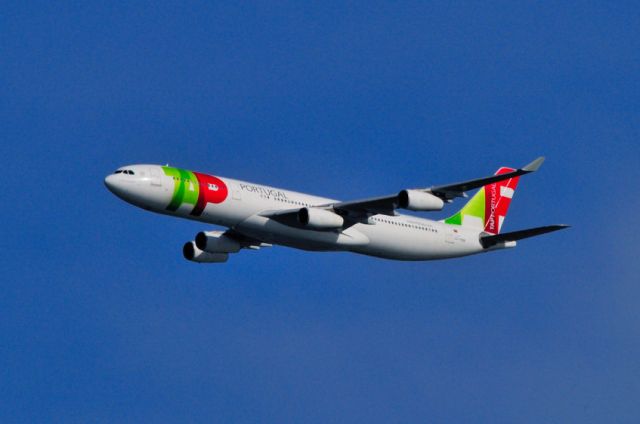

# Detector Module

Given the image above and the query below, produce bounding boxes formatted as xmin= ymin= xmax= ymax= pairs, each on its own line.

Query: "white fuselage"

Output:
xmin=105 ymin=164 xmax=497 ymax=261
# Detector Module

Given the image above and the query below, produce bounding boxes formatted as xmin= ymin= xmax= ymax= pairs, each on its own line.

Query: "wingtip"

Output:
xmin=522 ymin=156 xmax=545 ymax=172
xmin=548 ymin=224 xmax=571 ymax=233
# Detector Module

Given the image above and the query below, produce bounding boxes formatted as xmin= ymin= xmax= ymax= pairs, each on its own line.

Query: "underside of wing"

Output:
xmin=258 ymin=208 xmax=306 ymax=227
xmin=222 ymin=228 xmax=272 ymax=249
xmin=330 ymin=194 xmax=399 ymax=216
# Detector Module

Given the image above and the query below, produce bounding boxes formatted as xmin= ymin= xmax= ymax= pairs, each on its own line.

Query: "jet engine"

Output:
xmin=195 ymin=231 xmax=241 ymax=253
xmin=183 ymin=241 xmax=229 ymax=263
xmin=298 ymin=207 xmax=344 ymax=230
xmin=398 ymin=189 xmax=444 ymax=211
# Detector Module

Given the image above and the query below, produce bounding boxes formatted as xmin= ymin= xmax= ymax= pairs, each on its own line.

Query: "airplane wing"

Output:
xmin=258 ymin=157 xmax=545 ymax=230
xmin=223 ymin=228 xmax=272 ymax=249
xmin=330 ymin=156 xmax=545 ymax=217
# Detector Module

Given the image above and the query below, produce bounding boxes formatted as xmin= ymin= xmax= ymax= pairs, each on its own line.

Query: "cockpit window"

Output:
xmin=128 ymin=170 xmax=135 ymax=175
xmin=114 ymin=169 xmax=135 ymax=175
xmin=115 ymin=170 xmax=123 ymax=174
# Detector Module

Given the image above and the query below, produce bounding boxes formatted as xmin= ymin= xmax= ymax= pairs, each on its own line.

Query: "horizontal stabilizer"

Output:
xmin=480 ymin=224 xmax=569 ymax=248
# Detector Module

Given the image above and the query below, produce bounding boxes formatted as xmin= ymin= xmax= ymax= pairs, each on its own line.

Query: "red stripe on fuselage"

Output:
xmin=190 ymin=172 xmax=229 ymax=216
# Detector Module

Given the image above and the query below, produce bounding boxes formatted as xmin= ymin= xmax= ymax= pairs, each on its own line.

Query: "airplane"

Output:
xmin=104 ymin=157 xmax=568 ymax=263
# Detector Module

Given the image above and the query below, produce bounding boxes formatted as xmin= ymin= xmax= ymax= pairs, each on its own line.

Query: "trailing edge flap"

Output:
xmin=480 ymin=224 xmax=569 ymax=248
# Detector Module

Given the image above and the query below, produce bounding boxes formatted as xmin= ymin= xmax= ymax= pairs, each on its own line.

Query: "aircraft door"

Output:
xmin=445 ymin=228 xmax=455 ymax=244
xmin=149 ymin=167 xmax=163 ymax=188
xmin=232 ymin=183 xmax=242 ymax=201
xmin=445 ymin=227 xmax=466 ymax=245
xmin=445 ymin=227 xmax=462 ymax=244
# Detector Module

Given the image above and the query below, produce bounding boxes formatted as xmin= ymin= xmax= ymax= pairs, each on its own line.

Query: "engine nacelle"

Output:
xmin=398 ymin=189 xmax=444 ymax=211
xmin=183 ymin=241 xmax=229 ymax=263
xmin=195 ymin=231 xmax=241 ymax=253
xmin=298 ymin=207 xmax=344 ymax=230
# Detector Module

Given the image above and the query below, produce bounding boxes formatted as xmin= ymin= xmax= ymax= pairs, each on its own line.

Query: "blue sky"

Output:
xmin=2 ymin=1 xmax=639 ymax=422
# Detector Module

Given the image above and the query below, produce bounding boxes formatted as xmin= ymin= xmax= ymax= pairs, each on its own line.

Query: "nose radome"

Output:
xmin=104 ymin=174 xmax=116 ymax=192
xmin=105 ymin=165 xmax=170 ymax=210
xmin=104 ymin=174 xmax=126 ymax=196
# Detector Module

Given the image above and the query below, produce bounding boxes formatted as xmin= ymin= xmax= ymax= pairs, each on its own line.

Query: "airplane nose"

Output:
xmin=104 ymin=174 xmax=117 ymax=192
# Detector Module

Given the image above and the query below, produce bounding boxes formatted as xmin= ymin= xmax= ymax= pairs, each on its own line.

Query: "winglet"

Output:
xmin=522 ymin=156 xmax=545 ymax=172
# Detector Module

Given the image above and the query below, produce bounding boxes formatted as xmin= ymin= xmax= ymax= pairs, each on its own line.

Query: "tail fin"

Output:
xmin=443 ymin=167 xmax=520 ymax=234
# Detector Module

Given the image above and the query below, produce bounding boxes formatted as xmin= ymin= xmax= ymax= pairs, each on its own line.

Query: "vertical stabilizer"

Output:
xmin=443 ymin=167 xmax=520 ymax=234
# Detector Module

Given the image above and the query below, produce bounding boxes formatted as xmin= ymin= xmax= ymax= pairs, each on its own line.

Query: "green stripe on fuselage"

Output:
xmin=162 ymin=166 xmax=200 ymax=211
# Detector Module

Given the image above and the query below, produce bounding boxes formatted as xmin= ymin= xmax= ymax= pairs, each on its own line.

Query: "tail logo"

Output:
xmin=483 ymin=167 xmax=519 ymax=234
xmin=444 ymin=166 xmax=520 ymax=235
